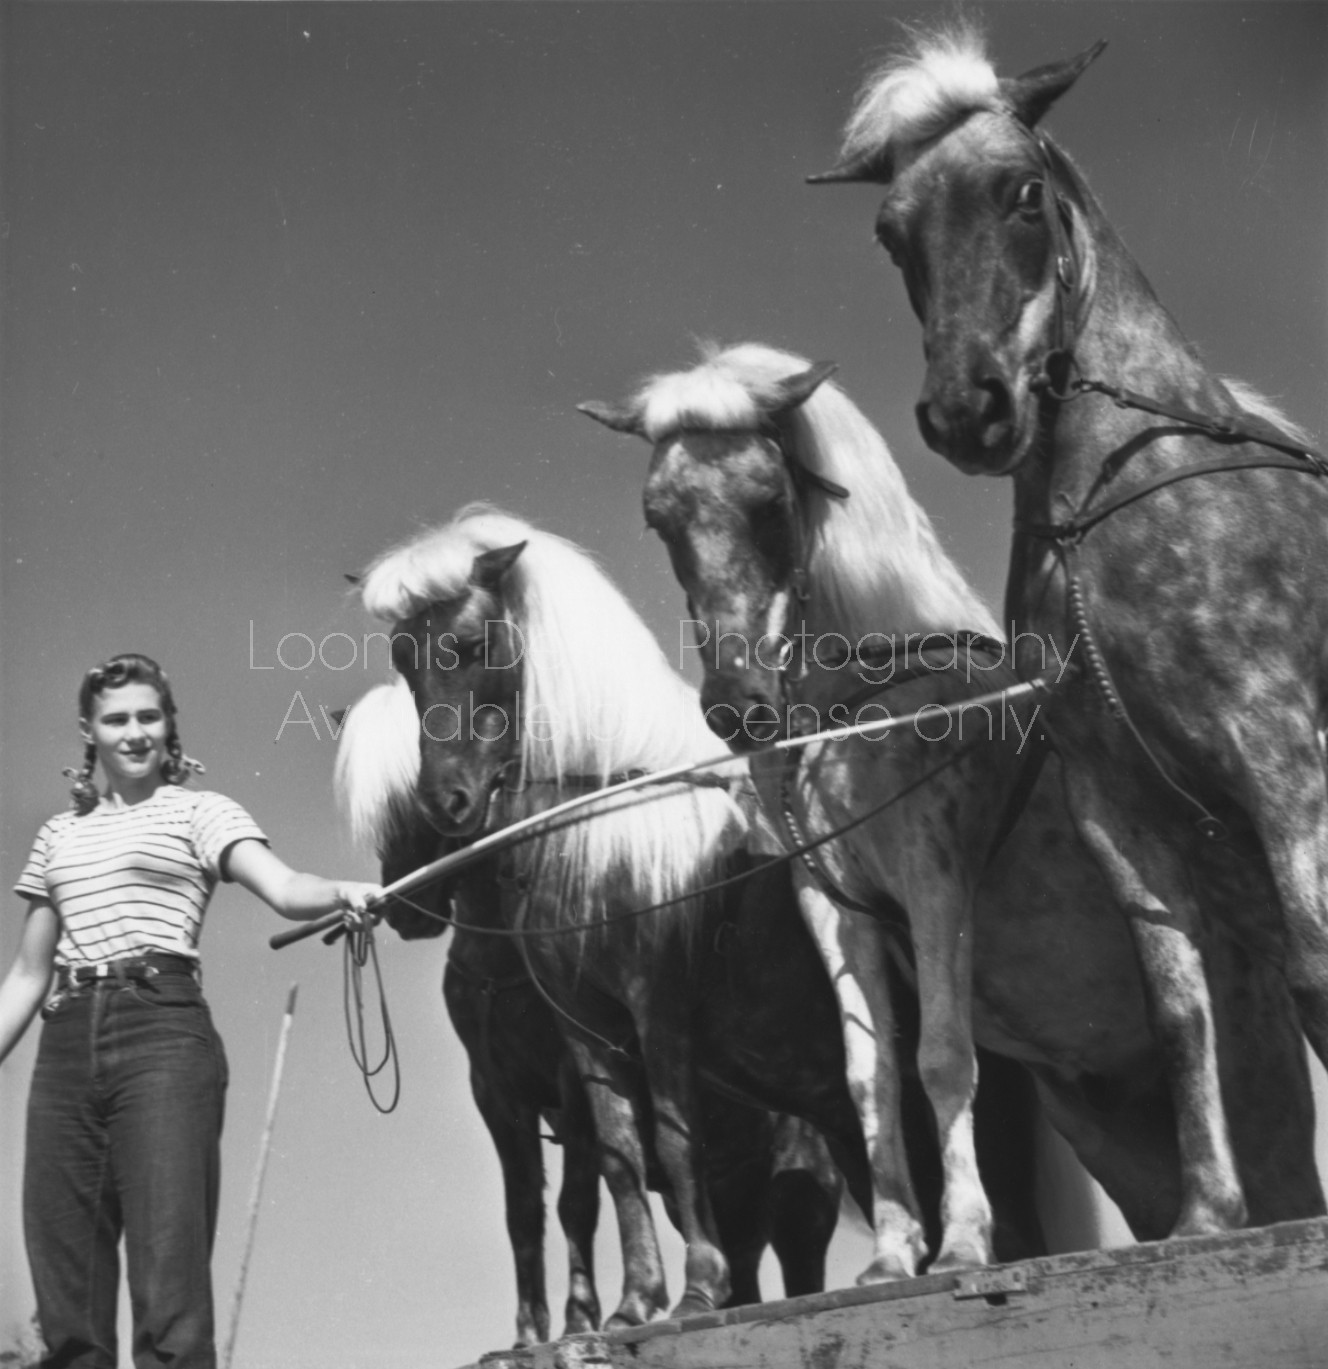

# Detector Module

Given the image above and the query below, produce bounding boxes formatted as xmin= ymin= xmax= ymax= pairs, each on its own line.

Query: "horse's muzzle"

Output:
xmin=915 ymin=375 xmax=1018 ymax=474
xmin=700 ymin=674 xmax=783 ymax=752
xmin=421 ymin=780 xmax=489 ymax=839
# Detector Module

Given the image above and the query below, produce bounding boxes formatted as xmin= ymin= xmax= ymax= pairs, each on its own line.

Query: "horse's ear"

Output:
xmin=577 ymin=399 xmax=647 ymax=439
xmin=770 ymin=362 xmax=839 ymax=416
xmin=1001 ymin=40 xmax=1107 ymax=129
xmin=469 ymin=541 xmax=527 ymax=590
xmin=807 ymin=149 xmax=892 ymax=187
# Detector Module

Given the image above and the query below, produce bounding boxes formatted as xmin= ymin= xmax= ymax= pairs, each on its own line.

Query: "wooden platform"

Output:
xmin=469 ymin=1217 xmax=1328 ymax=1369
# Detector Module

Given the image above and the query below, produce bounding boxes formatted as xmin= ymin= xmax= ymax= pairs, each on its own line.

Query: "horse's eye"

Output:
xmin=1015 ymin=178 xmax=1044 ymax=218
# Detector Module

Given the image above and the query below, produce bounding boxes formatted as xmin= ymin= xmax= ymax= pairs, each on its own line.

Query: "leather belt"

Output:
xmin=58 ymin=953 xmax=199 ymax=988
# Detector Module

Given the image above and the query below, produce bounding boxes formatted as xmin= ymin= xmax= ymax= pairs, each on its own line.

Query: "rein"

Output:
xmin=340 ymin=918 xmax=400 ymax=1113
xmin=1013 ymin=127 xmax=1328 ymax=843
xmin=314 ymin=674 xmax=1061 ymax=950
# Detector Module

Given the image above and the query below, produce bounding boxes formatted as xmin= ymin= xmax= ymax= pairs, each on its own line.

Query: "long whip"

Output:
xmin=221 ymin=982 xmax=299 ymax=1369
xmin=270 ymin=671 xmax=1057 ymax=951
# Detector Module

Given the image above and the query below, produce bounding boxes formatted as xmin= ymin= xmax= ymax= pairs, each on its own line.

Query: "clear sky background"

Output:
xmin=2 ymin=4 xmax=1325 ymax=1367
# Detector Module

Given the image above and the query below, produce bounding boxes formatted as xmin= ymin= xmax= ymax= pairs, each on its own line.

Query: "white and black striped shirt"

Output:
xmin=15 ymin=787 xmax=267 ymax=968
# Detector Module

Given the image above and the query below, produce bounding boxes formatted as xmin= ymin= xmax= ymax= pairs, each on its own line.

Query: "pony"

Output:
xmin=337 ymin=505 xmax=1051 ymax=1319
xmin=811 ymin=24 xmax=1328 ymax=1235
xmin=339 ymin=508 xmax=861 ymax=1321
xmin=579 ymin=341 xmax=1323 ymax=1278
xmin=335 ymin=693 xmax=846 ymax=1341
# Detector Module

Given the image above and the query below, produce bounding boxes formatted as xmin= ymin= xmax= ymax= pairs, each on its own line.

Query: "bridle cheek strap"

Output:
xmin=1031 ymin=131 xmax=1083 ymax=400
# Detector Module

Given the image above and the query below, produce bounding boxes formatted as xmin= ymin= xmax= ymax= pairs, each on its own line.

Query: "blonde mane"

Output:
xmin=346 ymin=504 xmax=745 ymax=933
xmin=841 ymin=21 xmax=1003 ymax=170
xmin=636 ymin=343 xmax=1000 ymax=641
xmin=1221 ymin=378 xmax=1315 ymax=448
xmin=334 ymin=676 xmax=421 ymax=855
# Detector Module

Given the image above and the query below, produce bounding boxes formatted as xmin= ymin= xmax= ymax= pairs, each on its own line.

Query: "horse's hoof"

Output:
xmin=563 ymin=1306 xmax=600 ymax=1336
xmin=928 ymin=1242 xmax=990 ymax=1275
xmin=669 ymin=1289 xmax=718 ymax=1320
xmin=855 ymin=1256 xmax=915 ymax=1285
xmin=604 ymin=1292 xmax=668 ymax=1331
xmin=512 ymin=1317 xmax=548 ymax=1348
xmin=1172 ymin=1194 xmax=1245 ymax=1237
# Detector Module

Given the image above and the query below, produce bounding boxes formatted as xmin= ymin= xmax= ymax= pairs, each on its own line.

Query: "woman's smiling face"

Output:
xmin=83 ymin=682 xmax=170 ymax=790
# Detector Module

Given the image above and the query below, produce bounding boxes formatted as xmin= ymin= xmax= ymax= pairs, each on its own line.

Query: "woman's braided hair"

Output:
xmin=66 ymin=653 xmax=205 ymax=815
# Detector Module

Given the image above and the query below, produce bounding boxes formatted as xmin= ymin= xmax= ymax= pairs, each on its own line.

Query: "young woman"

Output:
xmin=0 ymin=653 xmax=382 ymax=1369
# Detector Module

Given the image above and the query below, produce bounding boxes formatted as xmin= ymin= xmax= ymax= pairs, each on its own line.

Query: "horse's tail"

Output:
xmin=334 ymin=678 xmax=422 ymax=855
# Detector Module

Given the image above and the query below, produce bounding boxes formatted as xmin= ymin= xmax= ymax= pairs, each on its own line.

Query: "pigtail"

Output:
xmin=62 ymin=742 xmax=100 ymax=816
xmin=161 ymin=732 xmax=206 ymax=786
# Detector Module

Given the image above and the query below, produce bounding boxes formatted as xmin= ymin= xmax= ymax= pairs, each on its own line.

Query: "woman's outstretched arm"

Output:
xmin=224 ymin=838 xmax=381 ymax=923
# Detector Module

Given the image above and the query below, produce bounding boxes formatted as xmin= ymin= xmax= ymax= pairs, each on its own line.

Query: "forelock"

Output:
xmin=634 ymin=368 xmax=763 ymax=443
xmin=358 ymin=503 xmax=535 ymax=622
xmin=632 ymin=341 xmax=818 ymax=442
xmin=842 ymin=24 xmax=1003 ymax=167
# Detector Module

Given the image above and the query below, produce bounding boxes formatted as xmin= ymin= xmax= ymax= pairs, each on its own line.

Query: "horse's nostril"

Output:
xmin=977 ymin=379 xmax=1012 ymax=437
xmin=915 ymin=399 xmax=946 ymax=452
xmin=441 ymin=789 xmax=471 ymax=823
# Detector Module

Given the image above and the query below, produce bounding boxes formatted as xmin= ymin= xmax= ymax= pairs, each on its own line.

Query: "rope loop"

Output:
xmin=341 ymin=917 xmax=401 ymax=1114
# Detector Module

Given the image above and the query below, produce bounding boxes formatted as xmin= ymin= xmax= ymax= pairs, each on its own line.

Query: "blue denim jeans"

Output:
xmin=24 ymin=968 xmax=228 ymax=1369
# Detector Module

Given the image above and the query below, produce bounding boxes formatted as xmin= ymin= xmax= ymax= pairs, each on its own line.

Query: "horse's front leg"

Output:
xmin=564 ymin=1037 xmax=671 ymax=1328
xmin=797 ymin=880 xmax=927 ymax=1282
xmin=1065 ymin=766 xmax=1245 ymax=1234
xmin=554 ymin=1058 xmax=603 ymax=1335
xmin=1236 ymin=727 xmax=1328 ymax=1067
xmin=636 ymin=988 xmax=730 ymax=1318
xmin=906 ymin=875 xmax=992 ymax=1273
xmin=468 ymin=1084 xmax=551 ymax=1347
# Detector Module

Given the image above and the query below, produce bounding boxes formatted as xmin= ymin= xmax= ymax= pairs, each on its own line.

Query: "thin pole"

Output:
xmin=221 ymin=983 xmax=299 ymax=1369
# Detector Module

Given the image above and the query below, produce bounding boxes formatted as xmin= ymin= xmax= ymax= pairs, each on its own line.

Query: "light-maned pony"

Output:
xmin=340 ymin=506 xmax=865 ymax=1325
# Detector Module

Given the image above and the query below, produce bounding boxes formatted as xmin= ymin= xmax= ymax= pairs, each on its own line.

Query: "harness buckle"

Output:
xmin=1195 ymin=815 xmax=1229 ymax=843
xmin=1033 ymin=350 xmax=1079 ymax=403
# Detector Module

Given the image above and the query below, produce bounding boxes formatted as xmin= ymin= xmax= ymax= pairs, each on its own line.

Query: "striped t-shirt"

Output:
xmin=14 ymin=787 xmax=267 ymax=968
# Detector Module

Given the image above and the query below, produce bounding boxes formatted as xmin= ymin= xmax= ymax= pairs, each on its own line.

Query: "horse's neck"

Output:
xmin=1080 ymin=232 xmax=1215 ymax=401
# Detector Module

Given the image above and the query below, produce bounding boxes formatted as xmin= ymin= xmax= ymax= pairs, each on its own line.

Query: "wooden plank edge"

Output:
xmin=467 ymin=1215 xmax=1328 ymax=1369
